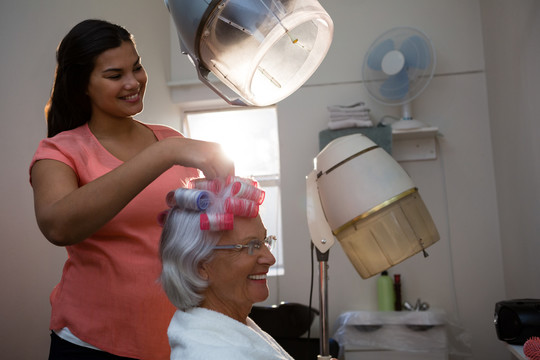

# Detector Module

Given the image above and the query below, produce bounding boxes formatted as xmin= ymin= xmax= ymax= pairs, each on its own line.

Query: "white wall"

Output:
xmin=1 ymin=1 xmax=537 ymax=360
xmin=479 ymin=0 xmax=540 ymax=299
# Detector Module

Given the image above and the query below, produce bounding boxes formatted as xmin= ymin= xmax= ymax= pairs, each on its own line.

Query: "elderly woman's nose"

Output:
xmin=258 ymin=246 xmax=276 ymax=265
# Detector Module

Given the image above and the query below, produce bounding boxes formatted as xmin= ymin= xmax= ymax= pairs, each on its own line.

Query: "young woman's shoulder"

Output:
xmin=29 ymin=124 xmax=93 ymax=183
xmin=36 ymin=124 xmax=92 ymax=152
xmin=144 ymin=123 xmax=186 ymax=140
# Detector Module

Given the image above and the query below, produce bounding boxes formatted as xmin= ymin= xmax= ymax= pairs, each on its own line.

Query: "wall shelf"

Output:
xmin=318 ymin=126 xmax=439 ymax=162
xmin=392 ymin=127 xmax=439 ymax=162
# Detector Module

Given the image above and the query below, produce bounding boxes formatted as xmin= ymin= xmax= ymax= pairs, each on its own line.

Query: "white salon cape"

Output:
xmin=168 ymin=308 xmax=294 ymax=360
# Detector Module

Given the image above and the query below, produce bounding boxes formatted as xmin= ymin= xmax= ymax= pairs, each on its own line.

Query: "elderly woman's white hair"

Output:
xmin=159 ymin=177 xmax=264 ymax=310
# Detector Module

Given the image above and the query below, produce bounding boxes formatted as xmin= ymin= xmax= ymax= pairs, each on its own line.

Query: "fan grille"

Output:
xmin=362 ymin=27 xmax=436 ymax=106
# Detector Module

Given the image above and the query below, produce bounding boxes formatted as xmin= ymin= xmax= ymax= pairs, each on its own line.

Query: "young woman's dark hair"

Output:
xmin=45 ymin=19 xmax=133 ymax=138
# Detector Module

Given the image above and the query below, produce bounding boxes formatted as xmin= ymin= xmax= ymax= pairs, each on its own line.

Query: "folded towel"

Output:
xmin=327 ymin=102 xmax=367 ymax=112
xmin=327 ymin=101 xmax=374 ymax=129
xmin=328 ymin=119 xmax=374 ymax=130
xmin=329 ymin=114 xmax=371 ymax=122
xmin=329 ymin=109 xmax=370 ymax=116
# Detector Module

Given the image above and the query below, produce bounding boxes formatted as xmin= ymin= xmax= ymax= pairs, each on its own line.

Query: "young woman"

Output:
xmin=29 ymin=19 xmax=233 ymax=360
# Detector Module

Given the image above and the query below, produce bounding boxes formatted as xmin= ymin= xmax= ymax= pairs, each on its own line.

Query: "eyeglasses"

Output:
xmin=213 ymin=235 xmax=276 ymax=255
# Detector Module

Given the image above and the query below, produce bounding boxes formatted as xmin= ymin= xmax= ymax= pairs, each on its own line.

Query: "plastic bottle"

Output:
xmin=377 ymin=271 xmax=395 ymax=311
xmin=394 ymin=274 xmax=402 ymax=311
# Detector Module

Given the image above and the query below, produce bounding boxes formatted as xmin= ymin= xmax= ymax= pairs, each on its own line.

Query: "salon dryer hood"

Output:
xmin=306 ymin=134 xmax=440 ymax=279
xmin=165 ymin=0 xmax=334 ymax=106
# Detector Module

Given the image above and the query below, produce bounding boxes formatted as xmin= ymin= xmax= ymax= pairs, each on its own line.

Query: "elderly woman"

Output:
xmin=159 ymin=177 xmax=293 ymax=360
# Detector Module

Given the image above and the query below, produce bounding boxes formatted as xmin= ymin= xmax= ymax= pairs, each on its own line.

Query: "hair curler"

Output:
xmin=166 ymin=188 xmax=210 ymax=211
xmin=157 ymin=209 xmax=170 ymax=227
xmin=225 ymin=197 xmax=259 ymax=218
xmin=200 ymin=213 xmax=234 ymax=231
xmin=231 ymin=181 xmax=265 ymax=205
xmin=226 ymin=175 xmax=258 ymax=187
xmin=189 ymin=178 xmax=223 ymax=194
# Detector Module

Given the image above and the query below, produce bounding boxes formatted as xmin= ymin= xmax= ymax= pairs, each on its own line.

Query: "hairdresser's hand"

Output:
xmin=163 ymin=137 xmax=235 ymax=179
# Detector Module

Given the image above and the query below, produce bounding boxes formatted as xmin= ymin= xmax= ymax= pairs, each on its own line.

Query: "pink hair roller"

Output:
xmin=225 ymin=197 xmax=259 ymax=218
xmin=231 ymin=181 xmax=265 ymax=205
xmin=200 ymin=213 xmax=234 ymax=231
xmin=226 ymin=175 xmax=258 ymax=187
xmin=189 ymin=178 xmax=223 ymax=194
xmin=157 ymin=209 xmax=170 ymax=227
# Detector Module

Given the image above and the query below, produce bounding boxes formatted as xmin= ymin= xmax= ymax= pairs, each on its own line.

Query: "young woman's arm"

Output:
xmin=31 ymin=137 xmax=233 ymax=246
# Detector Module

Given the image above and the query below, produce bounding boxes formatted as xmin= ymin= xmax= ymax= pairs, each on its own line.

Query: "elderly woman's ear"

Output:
xmin=198 ymin=262 xmax=209 ymax=281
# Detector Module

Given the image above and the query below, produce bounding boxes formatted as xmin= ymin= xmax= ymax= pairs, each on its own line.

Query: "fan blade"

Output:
xmin=367 ymin=39 xmax=395 ymax=71
xmin=400 ymin=35 xmax=430 ymax=69
xmin=380 ymin=68 xmax=409 ymax=100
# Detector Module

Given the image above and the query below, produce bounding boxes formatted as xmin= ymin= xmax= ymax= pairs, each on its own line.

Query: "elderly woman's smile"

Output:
xmin=199 ymin=216 xmax=276 ymax=323
xmin=248 ymin=273 xmax=268 ymax=281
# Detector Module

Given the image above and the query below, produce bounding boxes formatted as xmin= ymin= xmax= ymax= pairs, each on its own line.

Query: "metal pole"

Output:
xmin=316 ymin=249 xmax=332 ymax=360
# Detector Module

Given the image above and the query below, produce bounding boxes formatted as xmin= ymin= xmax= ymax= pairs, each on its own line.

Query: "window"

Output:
xmin=183 ymin=106 xmax=284 ymax=276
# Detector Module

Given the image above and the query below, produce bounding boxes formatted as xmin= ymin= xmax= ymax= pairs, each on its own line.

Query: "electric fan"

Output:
xmin=362 ymin=27 xmax=436 ymax=130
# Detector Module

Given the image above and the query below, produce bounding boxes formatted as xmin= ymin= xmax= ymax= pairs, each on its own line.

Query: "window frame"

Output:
xmin=180 ymin=105 xmax=284 ymax=276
